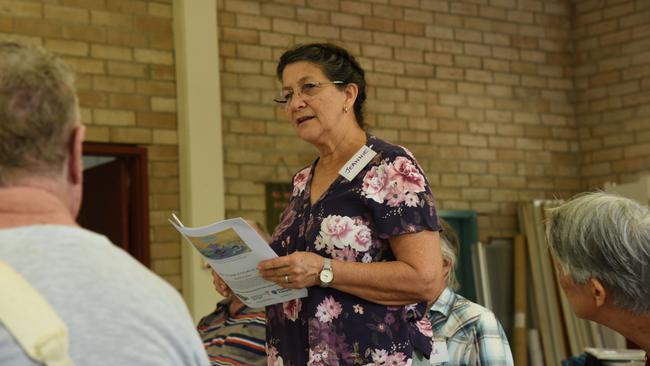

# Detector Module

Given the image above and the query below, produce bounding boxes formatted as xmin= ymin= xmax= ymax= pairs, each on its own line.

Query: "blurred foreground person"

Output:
xmin=0 ymin=41 xmax=208 ymax=366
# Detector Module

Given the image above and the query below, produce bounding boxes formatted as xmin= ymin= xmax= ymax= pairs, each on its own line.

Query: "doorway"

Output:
xmin=78 ymin=143 xmax=150 ymax=267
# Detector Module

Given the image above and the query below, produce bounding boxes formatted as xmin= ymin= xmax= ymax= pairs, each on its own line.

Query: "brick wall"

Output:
xmin=218 ymin=0 xmax=581 ymax=241
xmin=4 ymin=0 xmax=646 ymax=292
xmin=573 ymin=0 xmax=650 ymax=189
xmin=0 ymin=0 xmax=182 ymax=288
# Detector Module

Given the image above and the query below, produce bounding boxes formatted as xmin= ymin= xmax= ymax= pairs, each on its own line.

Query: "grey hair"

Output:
xmin=0 ymin=41 xmax=79 ymax=185
xmin=439 ymin=219 xmax=460 ymax=290
xmin=546 ymin=191 xmax=650 ymax=315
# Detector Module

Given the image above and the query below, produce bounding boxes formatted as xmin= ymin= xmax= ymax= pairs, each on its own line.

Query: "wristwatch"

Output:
xmin=319 ymin=257 xmax=333 ymax=287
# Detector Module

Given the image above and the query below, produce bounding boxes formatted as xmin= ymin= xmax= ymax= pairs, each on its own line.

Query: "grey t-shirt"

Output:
xmin=0 ymin=225 xmax=209 ymax=366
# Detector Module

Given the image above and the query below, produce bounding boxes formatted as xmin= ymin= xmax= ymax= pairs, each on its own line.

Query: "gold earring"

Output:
xmin=343 ymin=106 xmax=348 ymax=113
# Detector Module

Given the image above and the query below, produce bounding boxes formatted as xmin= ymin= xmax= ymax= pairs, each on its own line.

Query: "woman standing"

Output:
xmin=254 ymin=43 xmax=445 ymax=366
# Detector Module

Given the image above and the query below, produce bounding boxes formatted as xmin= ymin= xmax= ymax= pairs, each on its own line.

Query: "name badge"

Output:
xmin=429 ymin=339 xmax=449 ymax=365
xmin=339 ymin=145 xmax=376 ymax=181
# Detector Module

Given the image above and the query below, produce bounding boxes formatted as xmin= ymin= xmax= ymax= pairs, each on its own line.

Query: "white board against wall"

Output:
xmin=604 ymin=175 xmax=650 ymax=206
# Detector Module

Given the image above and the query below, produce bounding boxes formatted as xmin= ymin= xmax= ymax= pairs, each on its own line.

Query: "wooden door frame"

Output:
xmin=83 ymin=142 xmax=151 ymax=267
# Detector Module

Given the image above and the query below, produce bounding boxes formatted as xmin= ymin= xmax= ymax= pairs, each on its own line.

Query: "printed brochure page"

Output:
xmin=169 ymin=215 xmax=307 ymax=307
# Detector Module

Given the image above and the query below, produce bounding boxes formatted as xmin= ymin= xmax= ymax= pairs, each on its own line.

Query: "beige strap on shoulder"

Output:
xmin=0 ymin=260 xmax=74 ymax=366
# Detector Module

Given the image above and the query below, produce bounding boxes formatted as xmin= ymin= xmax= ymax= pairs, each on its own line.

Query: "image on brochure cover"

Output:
xmin=189 ymin=228 xmax=252 ymax=260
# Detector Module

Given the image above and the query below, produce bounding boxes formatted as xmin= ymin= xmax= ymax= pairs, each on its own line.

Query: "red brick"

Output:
xmin=363 ymin=16 xmax=394 ymax=32
xmin=137 ymin=112 xmax=177 ymax=129
xmin=395 ymin=20 xmax=424 ymax=36
xmin=341 ymin=1 xmax=371 ymax=15
xmin=106 ymin=30 xmax=147 ymax=47
xmin=14 ymin=19 xmax=62 ymax=37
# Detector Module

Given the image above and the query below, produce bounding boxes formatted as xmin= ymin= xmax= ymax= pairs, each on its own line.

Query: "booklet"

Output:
xmin=169 ymin=214 xmax=307 ymax=308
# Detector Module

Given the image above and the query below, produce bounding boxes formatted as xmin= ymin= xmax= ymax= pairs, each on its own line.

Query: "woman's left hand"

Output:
xmin=258 ymin=252 xmax=324 ymax=289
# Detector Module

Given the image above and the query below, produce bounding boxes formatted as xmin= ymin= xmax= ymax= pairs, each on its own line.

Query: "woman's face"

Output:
xmin=280 ymin=61 xmax=347 ymax=144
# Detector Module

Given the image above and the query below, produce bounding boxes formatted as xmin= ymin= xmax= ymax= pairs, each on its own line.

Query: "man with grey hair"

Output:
xmin=0 ymin=41 xmax=209 ymax=365
xmin=546 ymin=192 xmax=650 ymax=359
xmin=413 ymin=220 xmax=513 ymax=365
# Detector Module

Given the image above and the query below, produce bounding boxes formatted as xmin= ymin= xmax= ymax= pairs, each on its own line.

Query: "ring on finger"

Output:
xmin=284 ymin=275 xmax=290 ymax=284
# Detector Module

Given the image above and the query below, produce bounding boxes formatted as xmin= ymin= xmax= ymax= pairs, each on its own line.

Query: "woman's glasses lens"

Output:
xmin=274 ymin=81 xmax=343 ymax=104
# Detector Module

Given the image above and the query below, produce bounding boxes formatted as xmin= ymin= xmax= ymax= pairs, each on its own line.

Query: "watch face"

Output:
xmin=320 ymin=270 xmax=333 ymax=283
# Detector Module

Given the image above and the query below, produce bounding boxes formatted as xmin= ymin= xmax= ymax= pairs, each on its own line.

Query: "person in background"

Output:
xmin=246 ymin=42 xmax=445 ymax=365
xmin=546 ymin=192 xmax=650 ymax=363
xmin=198 ymin=221 xmax=268 ymax=366
xmin=0 ymin=41 xmax=208 ymax=366
xmin=413 ymin=219 xmax=513 ymax=366
xmin=198 ymin=270 xmax=266 ymax=366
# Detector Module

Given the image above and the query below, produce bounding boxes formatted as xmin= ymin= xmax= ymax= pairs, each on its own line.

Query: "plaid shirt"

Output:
xmin=412 ymin=287 xmax=514 ymax=366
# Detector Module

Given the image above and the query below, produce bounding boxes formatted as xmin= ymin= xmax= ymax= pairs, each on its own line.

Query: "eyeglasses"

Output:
xmin=274 ymin=81 xmax=344 ymax=105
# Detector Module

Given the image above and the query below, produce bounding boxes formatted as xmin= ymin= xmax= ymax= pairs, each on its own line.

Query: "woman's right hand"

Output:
xmin=211 ymin=270 xmax=232 ymax=298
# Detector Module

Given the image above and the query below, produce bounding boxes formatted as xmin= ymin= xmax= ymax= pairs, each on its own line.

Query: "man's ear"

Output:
xmin=64 ymin=124 xmax=85 ymax=219
xmin=67 ymin=124 xmax=85 ymax=186
xmin=589 ymin=278 xmax=607 ymax=308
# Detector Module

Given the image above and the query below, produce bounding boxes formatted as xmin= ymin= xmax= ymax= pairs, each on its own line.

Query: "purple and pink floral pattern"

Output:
xmin=292 ymin=167 xmax=310 ymax=196
xmin=267 ymin=134 xmax=441 ymax=366
xmin=362 ymin=156 xmax=426 ymax=208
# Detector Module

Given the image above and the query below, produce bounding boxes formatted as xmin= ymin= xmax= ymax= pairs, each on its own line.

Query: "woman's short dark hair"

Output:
xmin=276 ymin=43 xmax=367 ymax=128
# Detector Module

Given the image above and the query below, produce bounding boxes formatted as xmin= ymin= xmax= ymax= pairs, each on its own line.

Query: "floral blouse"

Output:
xmin=267 ymin=134 xmax=441 ymax=366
